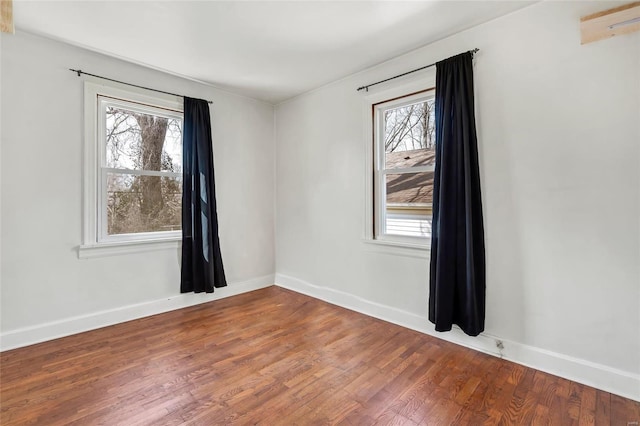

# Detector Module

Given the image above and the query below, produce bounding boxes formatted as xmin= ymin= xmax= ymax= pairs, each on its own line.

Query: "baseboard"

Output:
xmin=0 ymin=274 xmax=275 ymax=352
xmin=275 ymin=273 xmax=640 ymax=402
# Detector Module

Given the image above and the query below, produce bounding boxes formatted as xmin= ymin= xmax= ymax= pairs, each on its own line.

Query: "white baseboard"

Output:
xmin=0 ymin=275 xmax=275 ymax=352
xmin=275 ymin=273 xmax=640 ymax=402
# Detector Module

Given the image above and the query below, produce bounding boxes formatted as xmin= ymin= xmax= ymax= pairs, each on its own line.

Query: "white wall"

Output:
xmin=275 ymin=1 xmax=640 ymax=399
xmin=0 ymin=32 xmax=275 ymax=341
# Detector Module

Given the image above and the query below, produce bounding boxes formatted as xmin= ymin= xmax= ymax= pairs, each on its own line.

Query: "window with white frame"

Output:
xmin=82 ymin=82 xmax=183 ymax=252
xmin=373 ymin=89 xmax=435 ymax=244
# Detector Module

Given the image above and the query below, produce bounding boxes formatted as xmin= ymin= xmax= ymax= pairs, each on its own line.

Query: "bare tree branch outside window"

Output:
xmin=384 ymin=99 xmax=435 ymax=153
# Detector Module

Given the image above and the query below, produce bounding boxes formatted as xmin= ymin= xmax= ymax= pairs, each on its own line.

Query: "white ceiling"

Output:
xmin=13 ymin=1 xmax=534 ymax=104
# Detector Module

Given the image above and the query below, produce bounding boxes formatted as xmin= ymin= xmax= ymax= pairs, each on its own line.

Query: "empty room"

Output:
xmin=1 ymin=0 xmax=639 ymax=424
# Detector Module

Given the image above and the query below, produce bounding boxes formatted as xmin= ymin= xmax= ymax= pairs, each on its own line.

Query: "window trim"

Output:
xmin=80 ymin=81 xmax=184 ymax=258
xmin=361 ymin=77 xmax=436 ymax=253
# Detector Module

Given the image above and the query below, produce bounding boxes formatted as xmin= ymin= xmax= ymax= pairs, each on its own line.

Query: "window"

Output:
xmin=373 ymin=89 xmax=435 ymax=246
xmin=81 ymin=82 xmax=184 ymax=256
xmin=99 ymin=97 xmax=183 ymax=241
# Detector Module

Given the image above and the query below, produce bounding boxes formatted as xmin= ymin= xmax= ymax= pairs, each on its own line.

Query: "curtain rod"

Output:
xmin=356 ymin=48 xmax=479 ymax=92
xmin=69 ymin=68 xmax=213 ymax=104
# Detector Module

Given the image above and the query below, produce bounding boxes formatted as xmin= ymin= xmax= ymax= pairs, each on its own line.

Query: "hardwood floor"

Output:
xmin=1 ymin=286 xmax=638 ymax=425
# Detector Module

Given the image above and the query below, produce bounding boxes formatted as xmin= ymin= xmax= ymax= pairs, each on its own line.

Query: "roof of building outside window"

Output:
xmin=385 ymin=148 xmax=434 ymax=205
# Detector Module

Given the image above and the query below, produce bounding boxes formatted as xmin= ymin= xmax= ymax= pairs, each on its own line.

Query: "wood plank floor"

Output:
xmin=1 ymin=286 xmax=639 ymax=425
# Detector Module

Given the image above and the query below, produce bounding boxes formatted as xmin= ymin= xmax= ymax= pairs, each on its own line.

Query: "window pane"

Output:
xmin=384 ymin=99 xmax=435 ymax=169
xmin=386 ymin=171 xmax=434 ymax=205
xmin=106 ymin=173 xmax=182 ymax=235
xmin=105 ymin=106 xmax=182 ymax=172
xmin=385 ymin=172 xmax=433 ymax=237
xmin=386 ymin=215 xmax=432 ymax=238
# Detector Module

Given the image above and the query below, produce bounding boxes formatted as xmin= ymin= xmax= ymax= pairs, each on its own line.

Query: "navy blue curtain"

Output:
xmin=429 ymin=52 xmax=485 ymax=336
xmin=181 ymin=97 xmax=227 ymax=293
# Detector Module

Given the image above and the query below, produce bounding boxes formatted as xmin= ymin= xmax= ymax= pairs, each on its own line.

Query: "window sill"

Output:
xmin=78 ymin=238 xmax=181 ymax=259
xmin=362 ymin=238 xmax=430 ymax=259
